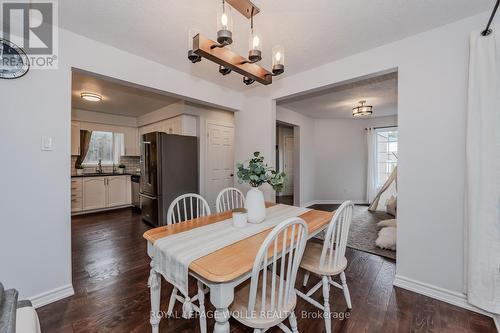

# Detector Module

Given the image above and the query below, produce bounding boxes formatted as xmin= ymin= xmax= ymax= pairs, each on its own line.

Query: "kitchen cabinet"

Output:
xmin=71 ymin=178 xmax=83 ymax=213
xmin=122 ymin=127 xmax=140 ymax=156
xmin=80 ymin=175 xmax=132 ymax=213
xmin=71 ymin=121 xmax=80 ymax=156
xmin=138 ymin=114 xmax=197 ymax=137
xmin=82 ymin=177 xmax=107 ymax=211
xmin=107 ymin=176 xmax=131 ymax=207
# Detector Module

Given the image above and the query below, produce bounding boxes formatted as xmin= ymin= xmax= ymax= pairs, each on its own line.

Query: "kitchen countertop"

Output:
xmin=71 ymin=172 xmax=140 ymax=178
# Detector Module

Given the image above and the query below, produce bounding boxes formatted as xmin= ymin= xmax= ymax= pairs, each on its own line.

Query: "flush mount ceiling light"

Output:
xmin=352 ymin=100 xmax=373 ymax=118
xmin=80 ymin=92 xmax=102 ymax=102
xmin=187 ymin=0 xmax=285 ymax=86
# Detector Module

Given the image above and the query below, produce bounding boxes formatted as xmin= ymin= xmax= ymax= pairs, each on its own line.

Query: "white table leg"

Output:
xmin=197 ymin=280 xmax=207 ymax=333
xmin=149 ymin=260 xmax=161 ymax=333
xmin=209 ymin=283 xmax=234 ymax=333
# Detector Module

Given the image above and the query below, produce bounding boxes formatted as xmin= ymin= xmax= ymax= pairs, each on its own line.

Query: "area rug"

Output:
xmin=308 ymin=204 xmax=396 ymax=260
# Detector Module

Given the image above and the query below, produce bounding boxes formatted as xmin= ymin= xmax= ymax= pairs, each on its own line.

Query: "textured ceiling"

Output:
xmin=72 ymin=71 xmax=180 ymax=117
xmin=278 ymin=72 xmax=398 ymax=119
xmin=58 ymin=0 xmax=492 ymax=91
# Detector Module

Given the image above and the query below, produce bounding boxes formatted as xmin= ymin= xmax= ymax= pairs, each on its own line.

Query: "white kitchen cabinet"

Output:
xmin=71 ymin=178 xmax=83 ymax=213
xmin=82 ymin=177 xmax=107 ymax=211
xmin=80 ymin=175 xmax=132 ymax=213
xmin=107 ymin=176 xmax=131 ymax=207
xmin=71 ymin=121 xmax=80 ymax=156
xmin=138 ymin=114 xmax=197 ymax=137
xmin=122 ymin=127 xmax=139 ymax=156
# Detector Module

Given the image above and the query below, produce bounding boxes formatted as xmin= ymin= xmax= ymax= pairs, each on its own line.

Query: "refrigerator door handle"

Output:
xmin=139 ymin=193 xmax=157 ymax=200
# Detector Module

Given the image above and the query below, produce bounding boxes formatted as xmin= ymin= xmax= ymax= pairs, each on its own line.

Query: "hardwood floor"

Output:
xmin=276 ymin=195 xmax=294 ymax=205
xmin=37 ymin=208 xmax=496 ymax=332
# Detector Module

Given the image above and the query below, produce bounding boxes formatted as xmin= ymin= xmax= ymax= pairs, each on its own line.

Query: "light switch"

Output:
xmin=41 ymin=136 xmax=53 ymax=151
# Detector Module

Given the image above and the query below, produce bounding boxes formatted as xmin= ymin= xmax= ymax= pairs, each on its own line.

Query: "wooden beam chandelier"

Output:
xmin=187 ymin=0 xmax=285 ymax=86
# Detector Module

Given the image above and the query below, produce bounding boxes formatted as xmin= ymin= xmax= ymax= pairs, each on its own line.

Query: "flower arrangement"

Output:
xmin=236 ymin=152 xmax=286 ymax=192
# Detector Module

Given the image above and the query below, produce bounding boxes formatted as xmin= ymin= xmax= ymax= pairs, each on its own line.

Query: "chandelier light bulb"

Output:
xmin=221 ymin=13 xmax=228 ymax=28
xmin=252 ymin=35 xmax=260 ymax=49
xmin=275 ymin=51 xmax=281 ymax=62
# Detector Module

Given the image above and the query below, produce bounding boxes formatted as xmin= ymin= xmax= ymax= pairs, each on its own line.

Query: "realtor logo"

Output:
xmin=1 ymin=0 xmax=58 ymax=68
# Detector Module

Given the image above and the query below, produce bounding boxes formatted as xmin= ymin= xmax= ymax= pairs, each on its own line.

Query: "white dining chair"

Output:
xmin=165 ymin=193 xmax=211 ymax=332
xmin=296 ymin=201 xmax=354 ymax=333
xmin=215 ymin=187 xmax=245 ymax=213
xmin=166 ymin=193 xmax=211 ymax=225
xmin=229 ymin=217 xmax=309 ymax=333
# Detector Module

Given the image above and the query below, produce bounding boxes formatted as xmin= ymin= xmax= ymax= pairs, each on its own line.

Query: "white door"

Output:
xmin=283 ymin=136 xmax=294 ymax=196
xmin=83 ymin=177 xmax=107 ymax=210
xmin=206 ymin=122 xmax=234 ymax=209
xmin=107 ymin=176 xmax=130 ymax=207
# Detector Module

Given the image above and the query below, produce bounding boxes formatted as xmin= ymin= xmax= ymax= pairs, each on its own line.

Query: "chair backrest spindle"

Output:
xmin=167 ymin=193 xmax=211 ymax=225
xmin=215 ymin=187 xmax=245 ymax=213
xmin=247 ymin=217 xmax=308 ymax=317
xmin=319 ymin=201 xmax=354 ymax=271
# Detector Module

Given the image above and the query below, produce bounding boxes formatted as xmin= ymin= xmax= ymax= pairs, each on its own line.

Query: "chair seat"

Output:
xmin=299 ymin=242 xmax=347 ymax=276
xmin=230 ymin=272 xmax=297 ymax=329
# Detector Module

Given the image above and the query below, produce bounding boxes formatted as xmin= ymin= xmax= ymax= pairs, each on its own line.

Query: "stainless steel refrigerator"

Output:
xmin=139 ymin=132 xmax=198 ymax=226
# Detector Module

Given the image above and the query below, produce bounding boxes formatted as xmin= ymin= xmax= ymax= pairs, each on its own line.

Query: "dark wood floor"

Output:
xmin=37 ymin=208 xmax=496 ymax=332
xmin=276 ymin=195 xmax=294 ymax=205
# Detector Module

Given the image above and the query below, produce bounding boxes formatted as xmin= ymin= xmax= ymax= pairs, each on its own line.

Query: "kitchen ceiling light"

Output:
xmin=352 ymin=100 xmax=373 ymax=117
xmin=80 ymin=92 xmax=102 ymax=102
xmin=188 ymin=0 xmax=284 ymax=86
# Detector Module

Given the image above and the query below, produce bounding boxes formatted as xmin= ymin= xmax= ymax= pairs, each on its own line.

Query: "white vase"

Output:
xmin=245 ymin=187 xmax=266 ymax=223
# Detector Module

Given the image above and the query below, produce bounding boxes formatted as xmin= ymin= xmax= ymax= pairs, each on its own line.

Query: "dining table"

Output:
xmin=143 ymin=203 xmax=334 ymax=333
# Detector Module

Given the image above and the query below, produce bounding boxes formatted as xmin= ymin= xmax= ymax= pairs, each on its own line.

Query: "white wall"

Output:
xmin=0 ymin=28 xmax=244 ymax=304
xmin=234 ymin=96 xmax=277 ymax=202
xmin=240 ymin=12 xmax=495 ymax=299
xmin=313 ymin=115 xmax=397 ymax=203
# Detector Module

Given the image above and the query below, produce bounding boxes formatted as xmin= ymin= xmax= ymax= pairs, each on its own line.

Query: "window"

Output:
xmin=376 ymin=128 xmax=398 ymax=187
xmin=83 ymin=131 xmax=124 ymax=166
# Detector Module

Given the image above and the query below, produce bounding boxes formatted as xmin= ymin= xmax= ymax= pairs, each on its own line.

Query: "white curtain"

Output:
xmin=466 ymin=26 xmax=500 ymax=314
xmin=366 ymin=128 xmax=378 ymax=204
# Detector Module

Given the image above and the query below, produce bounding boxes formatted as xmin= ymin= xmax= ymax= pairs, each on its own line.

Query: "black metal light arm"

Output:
xmin=482 ymin=0 xmax=500 ymax=36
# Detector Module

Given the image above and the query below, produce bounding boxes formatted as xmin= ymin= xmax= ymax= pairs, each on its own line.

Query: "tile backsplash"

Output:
xmin=71 ymin=156 xmax=140 ymax=175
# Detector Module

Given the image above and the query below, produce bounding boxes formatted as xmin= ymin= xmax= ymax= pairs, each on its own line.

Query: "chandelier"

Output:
xmin=187 ymin=0 xmax=285 ymax=86
xmin=352 ymin=100 xmax=373 ymax=118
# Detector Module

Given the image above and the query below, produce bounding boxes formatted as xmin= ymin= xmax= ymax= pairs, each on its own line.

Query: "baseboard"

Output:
xmin=394 ymin=275 xmax=498 ymax=323
xmin=29 ymin=284 xmax=74 ymax=308
xmin=301 ymin=199 xmax=368 ymax=207
xmin=71 ymin=204 xmax=133 ymax=216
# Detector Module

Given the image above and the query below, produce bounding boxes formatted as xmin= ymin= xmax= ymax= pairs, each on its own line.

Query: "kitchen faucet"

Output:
xmin=96 ymin=159 xmax=103 ymax=173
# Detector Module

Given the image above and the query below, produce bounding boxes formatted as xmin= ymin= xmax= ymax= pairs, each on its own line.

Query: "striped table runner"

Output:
xmin=151 ymin=204 xmax=310 ymax=317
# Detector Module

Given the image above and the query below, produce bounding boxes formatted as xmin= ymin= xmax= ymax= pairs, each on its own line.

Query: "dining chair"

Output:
xmin=166 ymin=193 xmax=211 ymax=225
xmin=165 ymin=193 xmax=211 ymax=332
xmin=215 ymin=187 xmax=245 ymax=213
xmin=296 ymin=201 xmax=354 ymax=333
xmin=229 ymin=217 xmax=309 ymax=333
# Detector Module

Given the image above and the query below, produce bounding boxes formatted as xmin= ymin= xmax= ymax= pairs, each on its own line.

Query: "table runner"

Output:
xmin=151 ymin=204 xmax=310 ymax=317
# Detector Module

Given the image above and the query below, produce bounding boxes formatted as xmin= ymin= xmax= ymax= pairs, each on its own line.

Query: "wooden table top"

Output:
xmin=143 ymin=204 xmax=333 ymax=283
